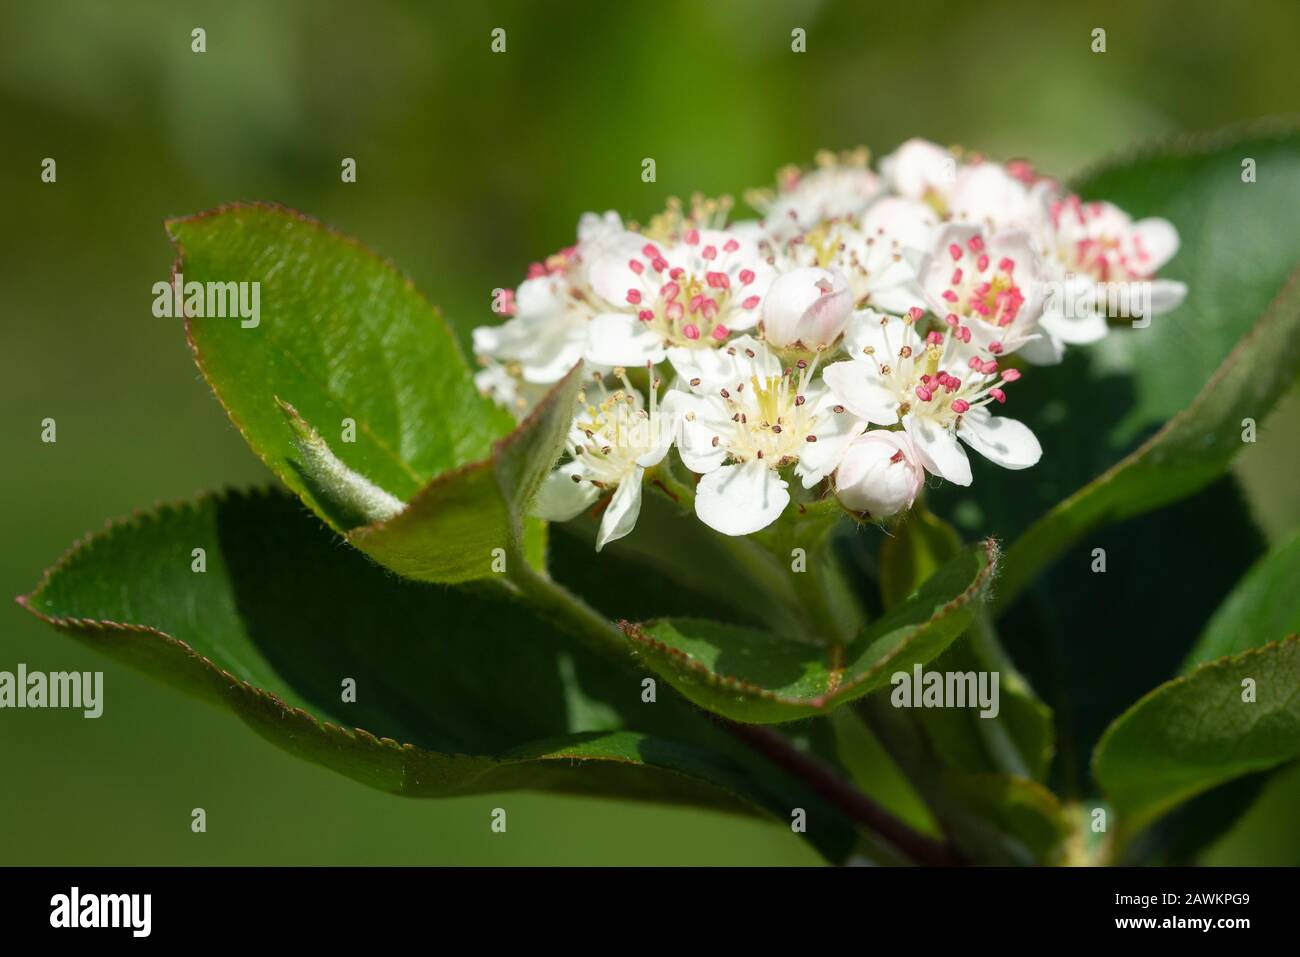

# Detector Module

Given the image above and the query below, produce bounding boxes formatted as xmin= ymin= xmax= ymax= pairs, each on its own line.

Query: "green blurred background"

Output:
xmin=2 ymin=0 xmax=1298 ymax=865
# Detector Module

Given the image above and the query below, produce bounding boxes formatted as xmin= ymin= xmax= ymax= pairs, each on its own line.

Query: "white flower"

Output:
xmin=584 ymin=228 xmax=775 ymax=367
xmin=833 ymin=430 xmax=925 ymax=518
xmin=774 ymin=197 xmax=939 ymax=316
xmin=761 ymin=266 xmax=854 ymax=350
xmin=822 ymin=310 xmax=1041 ymax=486
xmin=945 ymin=161 xmax=1053 ymax=233
xmin=473 ymin=359 xmax=551 ymax=419
xmin=750 ymin=150 xmax=882 ymax=241
xmin=673 ymin=336 xmax=863 ymax=535
xmin=917 ymin=223 xmax=1049 ymax=359
xmin=1038 ymin=194 xmax=1187 ymax=335
xmin=880 ymin=139 xmax=960 ymax=210
xmin=473 ymin=211 xmax=643 ymax=413
xmin=532 ymin=372 xmax=676 ymax=551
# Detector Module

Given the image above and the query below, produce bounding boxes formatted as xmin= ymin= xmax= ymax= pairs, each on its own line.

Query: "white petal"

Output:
xmin=957 ymin=408 xmax=1042 ymax=470
xmin=761 ymin=266 xmax=853 ymax=348
xmin=1015 ymin=330 xmax=1067 ymax=366
xmin=675 ymin=395 xmax=728 ymax=474
xmin=636 ymin=389 xmax=681 ymax=467
xmin=1148 ymin=279 xmax=1187 ymax=315
xmin=797 ymin=410 xmax=866 ymax=488
xmin=1132 ymin=218 xmax=1180 ymax=272
xmin=905 ymin=412 xmax=972 ymax=486
xmin=821 ymin=360 xmax=900 ymax=425
xmin=596 ymin=471 xmax=644 ymax=551
xmin=695 ymin=460 xmax=790 ymax=536
xmin=587 ymin=252 xmax=645 ymax=307
xmin=584 ymin=312 xmax=666 ymax=367
xmin=532 ymin=461 xmax=601 ymax=521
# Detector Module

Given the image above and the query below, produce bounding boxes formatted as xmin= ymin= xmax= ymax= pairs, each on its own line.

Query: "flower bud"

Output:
xmin=762 ymin=266 xmax=853 ymax=349
xmin=834 ymin=430 xmax=924 ymax=518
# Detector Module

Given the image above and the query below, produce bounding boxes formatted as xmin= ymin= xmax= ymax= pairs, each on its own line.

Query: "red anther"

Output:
xmin=638 ymin=309 xmax=654 ymax=321
xmin=684 ymin=229 xmax=700 ymax=245
xmin=629 ymin=259 xmax=644 ymax=274
xmin=683 ymin=324 xmax=701 ymax=340
xmin=956 ymin=327 xmax=971 ymax=343
xmin=951 ymin=268 xmax=963 ymax=285
xmin=942 ymin=290 xmax=959 ymax=303
xmin=661 ymin=281 xmax=681 ymax=300
xmin=642 ymin=243 xmax=661 ymax=259
xmin=706 ymin=271 xmax=730 ymax=289
xmin=967 ymin=236 xmax=985 ymax=253
xmin=915 ymin=385 xmax=934 ymax=401
xmin=951 ymin=399 xmax=971 ymax=413
xmin=1002 ymin=368 xmax=1022 ymax=382
xmin=969 ymin=356 xmax=982 ymax=369
xmin=948 ymin=243 xmax=963 ymax=261
xmin=723 ymin=239 xmax=740 ymax=253
xmin=666 ymin=301 xmax=684 ymax=321
xmin=890 ymin=450 xmax=905 ymax=463
xmin=739 ymin=269 xmax=756 ymax=285
xmin=988 ymin=341 xmax=1004 ymax=354
xmin=702 ymin=245 xmax=717 ymax=261
xmin=999 ymin=257 xmax=1015 ymax=273
xmin=742 ymin=295 xmax=760 ymax=309
xmin=688 ymin=294 xmax=705 ymax=314
xmin=926 ymin=330 xmax=944 ymax=345
xmin=528 ymin=263 xmax=546 ymax=279
xmin=652 ymin=257 xmax=669 ymax=272
xmin=989 ymin=388 xmax=1007 ymax=403
xmin=702 ymin=298 xmax=719 ymax=319
xmin=711 ymin=324 xmax=729 ymax=341
xmin=670 ymin=267 xmax=685 ymax=280
xmin=907 ymin=306 xmax=925 ymax=322
xmin=977 ymin=254 xmax=990 ymax=272
xmin=945 ymin=313 xmax=959 ymax=327
xmin=626 ymin=289 xmax=642 ymax=305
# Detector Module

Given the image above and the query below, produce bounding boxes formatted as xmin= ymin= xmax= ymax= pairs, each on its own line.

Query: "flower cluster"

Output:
xmin=473 ymin=142 xmax=1187 ymax=549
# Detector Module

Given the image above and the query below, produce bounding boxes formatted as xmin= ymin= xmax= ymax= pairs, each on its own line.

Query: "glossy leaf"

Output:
xmin=991 ymin=123 xmax=1300 ymax=611
xmin=620 ymin=540 xmax=997 ymax=723
xmin=1093 ymin=636 xmax=1300 ymax=832
xmin=996 ymin=267 xmax=1300 ymax=613
xmin=1183 ymin=529 xmax=1300 ymax=671
xmin=170 ymin=203 xmax=511 ymax=518
xmin=348 ymin=366 xmax=583 ymax=582
xmin=17 ymin=489 xmax=860 ymax=861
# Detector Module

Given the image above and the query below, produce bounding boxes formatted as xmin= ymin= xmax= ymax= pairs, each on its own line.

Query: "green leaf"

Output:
xmin=1183 ymin=529 xmax=1300 ymax=672
xmin=1075 ymin=121 xmax=1300 ymax=441
xmin=17 ymin=488 xmax=860 ymax=861
xmin=991 ymin=122 xmax=1300 ymax=611
xmin=876 ymin=508 xmax=1054 ymax=782
xmin=170 ymin=203 xmax=577 ymax=584
xmin=347 ymin=365 xmax=583 ymax=582
xmin=1093 ymin=636 xmax=1300 ymax=832
xmin=938 ymin=772 xmax=1072 ymax=866
xmin=169 ymin=203 xmax=512 ymax=516
xmin=619 ymin=540 xmax=997 ymax=723
xmin=996 ymin=267 xmax=1300 ymax=613
xmin=879 ymin=507 xmax=964 ymax=611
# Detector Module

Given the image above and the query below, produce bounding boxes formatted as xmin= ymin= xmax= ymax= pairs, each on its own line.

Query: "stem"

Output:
xmin=503 ymin=555 xmax=959 ymax=866
xmin=722 ymin=722 xmax=964 ymax=866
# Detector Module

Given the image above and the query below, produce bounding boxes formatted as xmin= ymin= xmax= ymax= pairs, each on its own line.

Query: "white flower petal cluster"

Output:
xmin=472 ymin=142 xmax=1188 ymax=545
